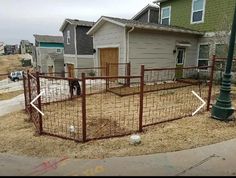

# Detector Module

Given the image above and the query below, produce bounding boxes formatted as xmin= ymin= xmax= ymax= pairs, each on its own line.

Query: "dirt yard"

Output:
xmin=0 ymin=110 xmax=236 ymax=159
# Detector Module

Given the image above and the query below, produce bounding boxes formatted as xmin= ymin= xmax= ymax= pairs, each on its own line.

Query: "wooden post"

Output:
xmin=139 ymin=65 xmax=145 ymax=132
xmin=82 ymin=73 xmax=87 ymax=142
xmin=207 ymin=55 xmax=216 ymax=111
xmin=36 ymin=72 xmax=43 ymax=134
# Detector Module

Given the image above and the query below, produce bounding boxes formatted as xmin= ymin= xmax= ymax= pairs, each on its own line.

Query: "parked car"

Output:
xmin=8 ymin=71 xmax=24 ymax=82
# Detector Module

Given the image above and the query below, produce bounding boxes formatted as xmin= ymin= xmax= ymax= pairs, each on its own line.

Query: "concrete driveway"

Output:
xmin=1 ymin=138 xmax=236 ymax=176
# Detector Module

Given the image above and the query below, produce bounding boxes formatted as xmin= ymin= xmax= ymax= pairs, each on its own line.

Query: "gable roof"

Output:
xmin=60 ymin=18 xmax=95 ymax=32
xmin=34 ymin=35 xmax=64 ymax=43
xmin=131 ymin=4 xmax=159 ymax=20
xmin=87 ymin=16 xmax=204 ymax=36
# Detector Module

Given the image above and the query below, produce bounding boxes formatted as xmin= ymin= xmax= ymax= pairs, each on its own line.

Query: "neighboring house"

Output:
xmin=4 ymin=45 xmax=18 ymax=55
xmin=33 ymin=34 xmax=64 ymax=73
xmin=157 ymin=0 xmax=236 ymax=68
xmin=46 ymin=53 xmax=65 ymax=76
xmin=132 ymin=4 xmax=159 ymax=24
xmin=0 ymin=42 xmax=4 ymax=55
xmin=87 ymin=16 xmax=203 ymax=78
xmin=59 ymin=19 xmax=94 ymax=78
xmin=20 ymin=40 xmax=33 ymax=54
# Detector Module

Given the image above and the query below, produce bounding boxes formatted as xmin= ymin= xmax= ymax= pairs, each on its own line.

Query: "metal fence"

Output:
xmin=209 ymin=55 xmax=236 ymax=110
xmin=23 ymin=61 xmax=222 ymax=142
xmin=23 ymin=72 xmax=42 ymax=134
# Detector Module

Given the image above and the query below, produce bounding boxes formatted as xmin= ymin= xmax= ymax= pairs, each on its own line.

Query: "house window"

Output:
xmin=57 ymin=49 xmax=62 ymax=53
xmin=67 ymin=30 xmax=70 ymax=45
xmin=198 ymin=44 xmax=209 ymax=69
xmin=161 ymin=6 xmax=171 ymax=25
xmin=191 ymin=0 xmax=205 ymax=24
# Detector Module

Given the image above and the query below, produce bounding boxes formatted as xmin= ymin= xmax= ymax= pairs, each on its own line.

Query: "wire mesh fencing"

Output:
xmin=23 ymin=62 xmax=218 ymax=142
xmin=142 ymin=65 xmax=212 ymax=126
xmin=83 ymin=75 xmax=143 ymax=141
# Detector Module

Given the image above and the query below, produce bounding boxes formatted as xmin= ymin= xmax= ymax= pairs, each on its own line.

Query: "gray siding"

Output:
xmin=135 ymin=11 xmax=149 ymax=23
xmin=76 ymin=26 xmax=93 ymax=55
xmin=93 ymin=22 xmax=126 ymax=75
xmin=63 ymin=24 xmax=75 ymax=55
xmin=149 ymin=9 xmax=159 ymax=23
xmin=129 ymin=30 xmax=199 ymax=76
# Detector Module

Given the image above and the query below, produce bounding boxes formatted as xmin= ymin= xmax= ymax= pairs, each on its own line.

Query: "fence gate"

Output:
xmin=23 ymin=72 xmax=42 ymax=134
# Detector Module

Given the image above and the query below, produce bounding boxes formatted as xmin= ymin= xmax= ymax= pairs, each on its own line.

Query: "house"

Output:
xmin=20 ymin=40 xmax=33 ymax=54
xmin=157 ymin=0 xmax=236 ymax=67
xmin=87 ymin=16 xmax=203 ymax=77
xmin=0 ymin=42 xmax=4 ymax=55
xmin=46 ymin=53 xmax=65 ymax=76
xmin=4 ymin=45 xmax=18 ymax=55
xmin=33 ymin=34 xmax=64 ymax=73
xmin=131 ymin=4 xmax=159 ymax=24
xmin=59 ymin=19 xmax=94 ymax=77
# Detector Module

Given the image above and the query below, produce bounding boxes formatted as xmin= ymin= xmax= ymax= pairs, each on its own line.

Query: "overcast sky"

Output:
xmin=0 ymin=0 xmax=156 ymax=45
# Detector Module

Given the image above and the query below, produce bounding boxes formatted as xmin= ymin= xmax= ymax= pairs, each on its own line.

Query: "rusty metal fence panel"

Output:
xmin=83 ymin=75 xmax=143 ymax=141
xmin=39 ymin=75 xmax=83 ymax=141
xmin=23 ymin=60 xmax=224 ymax=142
xmin=142 ymin=65 xmax=213 ymax=127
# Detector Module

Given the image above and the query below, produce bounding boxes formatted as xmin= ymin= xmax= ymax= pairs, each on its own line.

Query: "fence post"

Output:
xmin=207 ymin=55 xmax=216 ymax=111
xmin=36 ymin=71 xmax=43 ymax=135
xmin=27 ymin=71 xmax=32 ymax=120
xmin=126 ymin=62 xmax=131 ymax=87
xmin=106 ymin=63 xmax=109 ymax=92
xmin=82 ymin=73 xmax=87 ymax=142
xmin=139 ymin=65 xmax=145 ymax=132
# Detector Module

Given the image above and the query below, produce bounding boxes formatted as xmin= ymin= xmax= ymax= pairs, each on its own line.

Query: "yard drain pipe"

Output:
xmin=127 ymin=26 xmax=135 ymax=63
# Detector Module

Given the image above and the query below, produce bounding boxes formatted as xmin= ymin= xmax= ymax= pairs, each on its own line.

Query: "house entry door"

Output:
xmin=175 ymin=48 xmax=185 ymax=79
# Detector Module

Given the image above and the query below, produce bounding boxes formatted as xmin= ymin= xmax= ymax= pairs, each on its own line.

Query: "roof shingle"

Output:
xmin=33 ymin=35 xmax=64 ymax=43
xmin=102 ymin=16 xmax=204 ymax=35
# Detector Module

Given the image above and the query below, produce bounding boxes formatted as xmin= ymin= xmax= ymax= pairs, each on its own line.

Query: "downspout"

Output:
xmin=127 ymin=26 xmax=135 ymax=63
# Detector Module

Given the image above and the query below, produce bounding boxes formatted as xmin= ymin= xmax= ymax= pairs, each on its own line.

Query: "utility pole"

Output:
xmin=211 ymin=4 xmax=236 ymax=121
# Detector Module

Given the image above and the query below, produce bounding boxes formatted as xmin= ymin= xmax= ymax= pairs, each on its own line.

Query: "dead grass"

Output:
xmin=109 ymin=81 xmax=191 ymax=96
xmin=1 ymin=110 xmax=236 ymax=159
xmin=0 ymin=54 xmax=32 ymax=80
xmin=0 ymin=90 xmax=23 ymax=100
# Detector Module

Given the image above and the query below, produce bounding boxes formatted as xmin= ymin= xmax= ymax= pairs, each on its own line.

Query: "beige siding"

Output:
xmin=77 ymin=57 xmax=94 ymax=68
xmin=93 ymin=22 xmax=126 ymax=72
xmin=37 ymin=48 xmax=64 ymax=73
xmin=64 ymin=55 xmax=76 ymax=65
xmin=129 ymin=30 xmax=199 ymax=75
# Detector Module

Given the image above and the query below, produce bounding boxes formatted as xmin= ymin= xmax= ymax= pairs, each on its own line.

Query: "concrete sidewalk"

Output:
xmin=1 ymin=138 xmax=236 ymax=176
